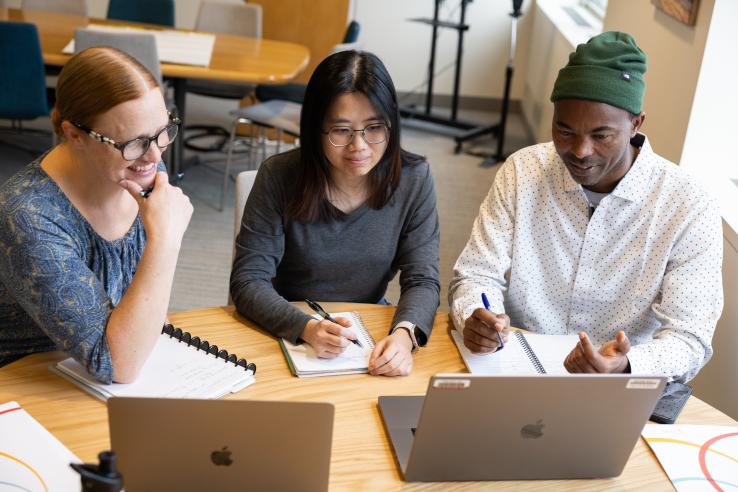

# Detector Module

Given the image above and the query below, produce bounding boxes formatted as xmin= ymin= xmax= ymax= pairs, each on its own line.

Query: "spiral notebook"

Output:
xmin=51 ymin=324 xmax=256 ymax=401
xmin=280 ymin=311 xmax=375 ymax=377
xmin=451 ymin=330 xmax=578 ymax=375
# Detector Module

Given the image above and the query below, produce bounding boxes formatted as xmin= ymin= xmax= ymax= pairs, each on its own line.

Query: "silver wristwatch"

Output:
xmin=391 ymin=321 xmax=420 ymax=353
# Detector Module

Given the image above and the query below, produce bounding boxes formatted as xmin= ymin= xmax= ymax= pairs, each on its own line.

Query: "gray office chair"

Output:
xmin=74 ymin=29 xmax=162 ymax=84
xmin=229 ymin=169 xmax=258 ymax=304
xmin=221 ymin=100 xmax=300 ymax=211
xmin=234 ymin=169 xmax=258 ymax=246
xmin=22 ymin=0 xmax=87 ymax=15
xmin=184 ymin=1 xmax=262 ymax=152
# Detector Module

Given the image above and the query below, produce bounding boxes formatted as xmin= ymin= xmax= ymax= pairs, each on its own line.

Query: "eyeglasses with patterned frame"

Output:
xmin=72 ymin=113 xmax=181 ymax=161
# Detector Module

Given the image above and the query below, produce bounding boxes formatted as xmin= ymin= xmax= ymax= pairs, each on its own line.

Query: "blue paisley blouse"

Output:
xmin=0 ymin=157 xmax=157 ymax=383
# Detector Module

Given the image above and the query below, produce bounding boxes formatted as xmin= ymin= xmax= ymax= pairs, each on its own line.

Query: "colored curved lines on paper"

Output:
xmin=645 ymin=432 xmax=738 ymax=492
xmin=0 ymin=450 xmax=48 ymax=492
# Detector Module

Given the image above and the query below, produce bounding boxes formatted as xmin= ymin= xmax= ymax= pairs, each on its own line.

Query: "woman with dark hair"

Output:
xmin=231 ymin=50 xmax=440 ymax=376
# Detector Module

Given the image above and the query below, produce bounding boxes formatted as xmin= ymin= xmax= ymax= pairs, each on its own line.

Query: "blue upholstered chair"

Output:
xmin=107 ymin=0 xmax=175 ymax=27
xmin=0 ymin=21 xmax=53 ymax=153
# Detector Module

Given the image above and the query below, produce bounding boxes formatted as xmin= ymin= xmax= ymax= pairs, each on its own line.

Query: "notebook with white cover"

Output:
xmin=0 ymin=401 xmax=81 ymax=491
xmin=451 ymin=329 xmax=578 ymax=375
xmin=51 ymin=324 xmax=256 ymax=401
xmin=280 ymin=311 xmax=375 ymax=377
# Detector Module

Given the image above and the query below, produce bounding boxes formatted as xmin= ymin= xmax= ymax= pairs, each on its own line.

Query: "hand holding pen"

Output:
xmin=481 ymin=293 xmax=504 ymax=351
xmin=302 ymin=299 xmax=362 ymax=358
xmin=461 ymin=292 xmax=510 ymax=354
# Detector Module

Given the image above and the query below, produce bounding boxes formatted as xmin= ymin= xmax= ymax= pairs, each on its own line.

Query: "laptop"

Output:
xmin=108 ymin=398 xmax=334 ymax=492
xmin=378 ymin=373 xmax=666 ymax=481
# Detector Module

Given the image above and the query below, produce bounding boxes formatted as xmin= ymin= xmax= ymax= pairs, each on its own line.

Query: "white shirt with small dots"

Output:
xmin=449 ymin=135 xmax=723 ymax=382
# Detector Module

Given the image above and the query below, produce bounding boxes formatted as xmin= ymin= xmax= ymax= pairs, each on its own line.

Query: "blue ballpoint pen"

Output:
xmin=481 ymin=293 xmax=504 ymax=350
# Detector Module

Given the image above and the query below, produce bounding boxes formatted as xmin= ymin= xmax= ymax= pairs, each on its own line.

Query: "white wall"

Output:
xmin=677 ymin=0 xmax=738 ymax=420
xmin=351 ymin=0 xmax=533 ymax=99
xmin=520 ymin=2 xmax=574 ymax=143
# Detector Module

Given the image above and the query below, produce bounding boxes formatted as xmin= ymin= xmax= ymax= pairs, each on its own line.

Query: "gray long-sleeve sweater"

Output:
xmin=230 ymin=148 xmax=440 ymax=344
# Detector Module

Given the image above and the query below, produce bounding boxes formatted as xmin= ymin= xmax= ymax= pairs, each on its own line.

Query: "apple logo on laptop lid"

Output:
xmin=520 ymin=419 xmax=544 ymax=439
xmin=211 ymin=446 xmax=233 ymax=466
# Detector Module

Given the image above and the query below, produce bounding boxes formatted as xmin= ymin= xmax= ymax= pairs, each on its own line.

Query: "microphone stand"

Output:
xmin=453 ymin=0 xmax=523 ymax=165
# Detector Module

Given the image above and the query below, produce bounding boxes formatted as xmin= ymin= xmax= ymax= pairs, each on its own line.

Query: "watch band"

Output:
xmin=391 ymin=321 xmax=420 ymax=353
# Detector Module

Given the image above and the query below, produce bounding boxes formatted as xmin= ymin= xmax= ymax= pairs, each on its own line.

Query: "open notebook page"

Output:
xmin=452 ymin=330 xmax=540 ymax=375
xmin=523 ymin=333 xmax=579 ymax=374
xmin=281 ymin=312 xmax=374 ymax=376
xmin=451 ymin=330 xmax=578 ymax=375
xmin=53 ymin=334 xmax=255 ymax=400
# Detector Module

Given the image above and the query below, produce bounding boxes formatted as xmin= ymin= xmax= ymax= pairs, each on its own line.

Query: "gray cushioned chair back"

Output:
xmin=74 ymin=28 xmax=162 ymax=84
xmin=196 ymin=2 xmax=262 ymax=38
xmin=22 ymin=0 xmax=87 ymax=16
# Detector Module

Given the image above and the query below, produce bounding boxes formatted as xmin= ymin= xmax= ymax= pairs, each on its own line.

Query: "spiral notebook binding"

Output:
xmin=162 ymin=324 xmax=257 ymax=373
xmin=350 ymin=312 xmax=375 ymax=348
xmin=514 ymin=332 xmax=546 ymax=374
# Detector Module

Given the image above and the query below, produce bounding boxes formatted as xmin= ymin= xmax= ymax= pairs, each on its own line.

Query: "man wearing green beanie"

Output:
xmin=449 ymin=32 xmax=722 ymax=383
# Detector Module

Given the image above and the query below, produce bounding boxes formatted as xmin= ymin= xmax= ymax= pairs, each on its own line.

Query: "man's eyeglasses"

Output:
xmin=322 ymin=123 xmax=388 ymax=147
xmin=73 ymin=114 xmax=181 ymax=161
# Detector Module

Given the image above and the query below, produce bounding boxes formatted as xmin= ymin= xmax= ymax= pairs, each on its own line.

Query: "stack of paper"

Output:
xmin=0 ymin=401 xmax=81 ymax=491
xmin=642 ymin=424 xmax=738 ymax=491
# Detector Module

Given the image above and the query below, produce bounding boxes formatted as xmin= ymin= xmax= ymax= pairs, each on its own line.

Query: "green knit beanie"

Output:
xmin=550 ymin=31 xmax=647 ymax=114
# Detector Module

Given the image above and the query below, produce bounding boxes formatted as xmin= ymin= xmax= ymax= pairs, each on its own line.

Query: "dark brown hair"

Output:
xmin=51 ymin=47 xmax=160 ymax=137
xmin=286 ymin=50 xmax=424 ymax=222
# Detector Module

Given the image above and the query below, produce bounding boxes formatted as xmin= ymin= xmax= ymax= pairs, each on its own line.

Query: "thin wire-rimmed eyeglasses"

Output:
xmin=73 ymin=113 xmax=181 ymax=161
xmin=322 ymin=123 xmax=389 ymax=147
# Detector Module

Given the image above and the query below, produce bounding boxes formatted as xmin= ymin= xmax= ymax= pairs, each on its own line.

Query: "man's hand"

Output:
xmin=300 ymin=317 xmax=356 ymax=358
xmin=368 ymin=329 xmax=414 ymax=377
xmin=564 ymin=331 xmax=631 ymax=374
xmin=463 ymin=308 xmax=510 ymax=353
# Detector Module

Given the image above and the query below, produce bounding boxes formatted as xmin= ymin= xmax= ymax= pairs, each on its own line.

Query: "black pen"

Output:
xmin=304 ymin=299 xmax=363 ymax=348
xmin=139 ymin=186 xmax=154 ymax=198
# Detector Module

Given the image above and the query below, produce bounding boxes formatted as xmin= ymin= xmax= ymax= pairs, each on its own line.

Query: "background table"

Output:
xmin=0 ymin=303 xmax=735 ymax=490
xmin=0 ymin=8 xmax=310 ymax=176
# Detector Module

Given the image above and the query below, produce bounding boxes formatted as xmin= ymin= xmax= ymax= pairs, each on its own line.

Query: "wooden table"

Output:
xmin=0 ymin=303 xmax=735 ymax=491
xmin=0 ymin=8 xmax=310 ymax=176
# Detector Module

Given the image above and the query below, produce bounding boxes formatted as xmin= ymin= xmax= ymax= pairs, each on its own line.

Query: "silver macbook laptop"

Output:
xmin=379 ymin=373 xmax=666 ymax=481
xmin=108 ymin=398 xmax=334 ymax=492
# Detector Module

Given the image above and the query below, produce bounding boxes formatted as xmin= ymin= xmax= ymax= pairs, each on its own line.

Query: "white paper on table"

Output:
xmin=451 ymin=330 xmax=577 ymax=375
xmin=62 ymin=24 xmax=215 ymax=67
xmin=0 ymin=401 xmax=81 ymax=492
xmin=641 ymin=423 xmax=738 ymax=491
